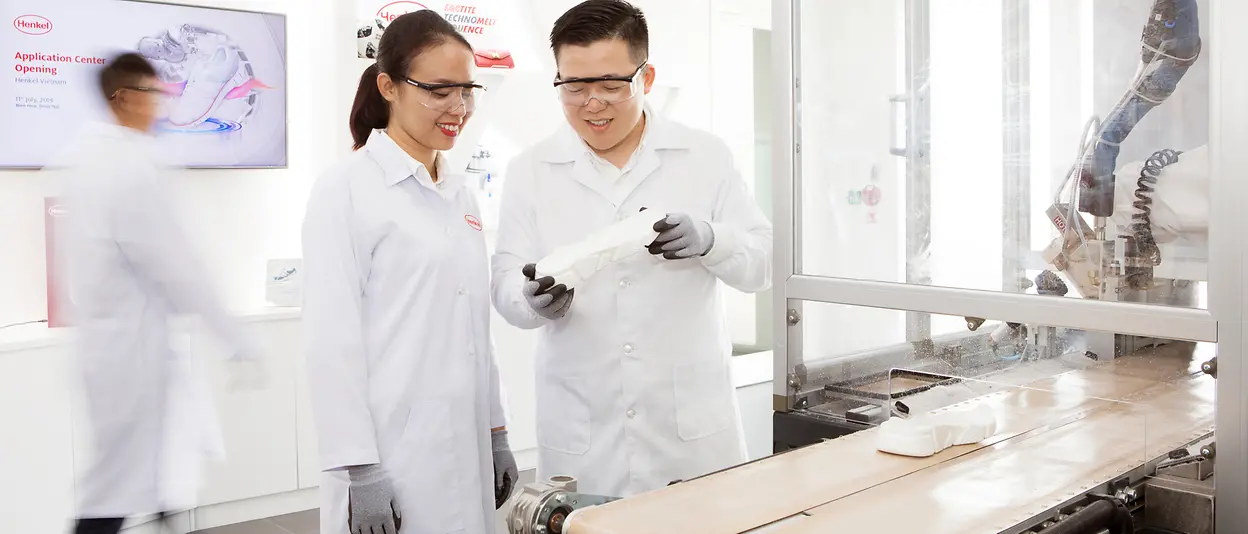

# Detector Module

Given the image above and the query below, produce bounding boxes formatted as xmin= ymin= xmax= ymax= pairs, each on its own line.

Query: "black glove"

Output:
xmin=522 ymin=263 xmax=574 ymax=319
xmin=648 ymin=213 xmax=715 ymax=259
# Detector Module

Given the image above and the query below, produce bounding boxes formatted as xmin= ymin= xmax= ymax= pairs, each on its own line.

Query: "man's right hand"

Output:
xmin=522 ymin=264 xmax=574 ymax=320
xmin=346 ymin=464 xmax=401 ymax=534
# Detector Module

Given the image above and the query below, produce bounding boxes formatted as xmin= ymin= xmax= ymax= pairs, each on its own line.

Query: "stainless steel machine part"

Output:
xmin=1145 ymin=474 xmax=1215 ymax=534
xmin=506 ymin=476 xmax=617 ymax=534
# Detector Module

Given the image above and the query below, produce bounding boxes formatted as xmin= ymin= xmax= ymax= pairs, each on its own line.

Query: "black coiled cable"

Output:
xmin=1129 ymin=148 xmax=1182 ymax=265
xmin=1124 ymin=148 xmax=1181 ymax=291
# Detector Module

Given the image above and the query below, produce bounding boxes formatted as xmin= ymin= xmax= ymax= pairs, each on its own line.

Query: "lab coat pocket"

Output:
xmin=673 ymin=359 xmax=733 ymax=441
xmin=536 ymin=373 xmax=591 ymax=455
xmin=387 ymin=399 xmax=465 ymax=532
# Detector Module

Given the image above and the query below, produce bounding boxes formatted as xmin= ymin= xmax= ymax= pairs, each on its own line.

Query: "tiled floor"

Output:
xmin=192 ymin=511 xmax=318 ymax=534
xmin=192 ymin=470 xmax=535 ymax=534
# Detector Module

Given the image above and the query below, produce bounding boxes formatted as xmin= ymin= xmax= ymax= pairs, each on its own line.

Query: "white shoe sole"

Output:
xmin=169 ymin=47 xmax=241 ymax=127
xmin=876 ymin=404 xmax=997 ymax=457
xmin=536 ymin=210 xmax=667 ymax=289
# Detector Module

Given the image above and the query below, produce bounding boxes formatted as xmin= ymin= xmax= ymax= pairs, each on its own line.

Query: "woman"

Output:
xmin=302 ymin=11 xmax=516 ymax=534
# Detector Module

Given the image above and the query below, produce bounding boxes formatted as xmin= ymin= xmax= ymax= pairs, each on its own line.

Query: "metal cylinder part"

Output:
xmin=507 ymin=476 xmax=587 ymax=534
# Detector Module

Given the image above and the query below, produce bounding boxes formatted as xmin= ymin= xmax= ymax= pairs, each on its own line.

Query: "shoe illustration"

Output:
xmin=168 ymin=45 xmax=241 ymax=127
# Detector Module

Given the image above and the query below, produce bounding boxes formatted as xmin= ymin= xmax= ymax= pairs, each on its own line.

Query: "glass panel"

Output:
xmin=796 ymin=0 xmax=1210 ymax=309
xmin=785 ymin=300 xmax=1215 ymax=532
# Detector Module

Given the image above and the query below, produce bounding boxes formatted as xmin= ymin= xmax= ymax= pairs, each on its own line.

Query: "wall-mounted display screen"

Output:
xmin=2 ymin=0 xmax=287 ymax=168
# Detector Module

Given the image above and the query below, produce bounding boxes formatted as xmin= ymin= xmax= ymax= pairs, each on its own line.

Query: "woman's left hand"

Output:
xmin=493 ymin=429 xmax=519 ymax=509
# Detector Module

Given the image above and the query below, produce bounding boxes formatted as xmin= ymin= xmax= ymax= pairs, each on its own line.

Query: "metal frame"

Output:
xmin=771 ymin=0 xmax=798 ymax=410
xmin=900 ymin=0 xmax=933 ymax=342
xmin=1001 ymin=0 xmax=1031 ymax=294
xmin=773 ymin=0 xmax=1244 ymax=529
xmin=1209 ymin=0 xmax=1247 ymax=530
xmin=786 ymin=275 xmax=1215 ymax=342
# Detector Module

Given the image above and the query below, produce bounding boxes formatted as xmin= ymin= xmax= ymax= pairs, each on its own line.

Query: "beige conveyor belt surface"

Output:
xmin=566 ymin=346 xmax=1214 ymax=534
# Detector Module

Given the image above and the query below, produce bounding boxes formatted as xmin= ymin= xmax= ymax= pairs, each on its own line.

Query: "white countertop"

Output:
xmin=732 ymin=349 xmax=774 ymax=388
xmin=0 ymin=307 xmax=302 ymax=354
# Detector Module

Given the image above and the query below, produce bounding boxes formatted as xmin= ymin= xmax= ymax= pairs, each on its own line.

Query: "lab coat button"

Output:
xmin=626 ymin=409 xmax=636 ymax=419
xmin=623 ymin=344 xmax=634 ymax=354
xmin=457 ymin=287 xmax=466 ymax=296
xmin=619 ymin=279 xmax=630 ymax=288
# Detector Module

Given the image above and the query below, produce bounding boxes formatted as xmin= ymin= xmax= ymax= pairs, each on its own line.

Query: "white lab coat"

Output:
xmin=302 ymin=130 xmax=506 ymax=534
xmin=491 ymin=112 xmax=773 ymax=497
xmin=55 ymin=122 xmax=249 ymax=518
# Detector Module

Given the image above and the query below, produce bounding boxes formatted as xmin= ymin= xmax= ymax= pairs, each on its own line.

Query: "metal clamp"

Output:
xmin=1201 ymin=357 xmax=1217 ymax=378
xmin=1200 ymin=442 xmax=1215 ymax=460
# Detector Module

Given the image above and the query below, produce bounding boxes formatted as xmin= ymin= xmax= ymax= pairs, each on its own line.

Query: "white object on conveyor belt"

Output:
xmin=875 ymin=404 xmax=997 ymax=458
xmin=535 ymin=210 xmax=666 ymax=289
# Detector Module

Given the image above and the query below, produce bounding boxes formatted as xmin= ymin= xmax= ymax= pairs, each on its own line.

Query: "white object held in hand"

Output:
xmin=534 ymin=208 xmax=667 ymax=289
xmin=875 ymin=403 xmax=997 ymax=457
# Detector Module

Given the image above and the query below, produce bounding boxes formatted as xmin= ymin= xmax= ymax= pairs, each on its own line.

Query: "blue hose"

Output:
xmin=1078 ymin=0 xmax=1201 ymax=217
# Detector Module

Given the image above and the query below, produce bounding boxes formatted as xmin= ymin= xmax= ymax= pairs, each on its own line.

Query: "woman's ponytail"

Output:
xmin=349 ymin=63 xmax=389 ymax=150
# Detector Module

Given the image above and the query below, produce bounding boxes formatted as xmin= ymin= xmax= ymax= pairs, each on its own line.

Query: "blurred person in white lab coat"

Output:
xmin=301 ymin=11 xmax=516 ymax=534
xmin=490 ymin=0 xmax=773 ymax=498
xmin=58 ymin=53 xmax=265 ymax=534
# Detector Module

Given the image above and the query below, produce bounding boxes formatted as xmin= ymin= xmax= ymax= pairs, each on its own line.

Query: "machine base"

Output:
xmin=772 ymin=410 xmax=867 ymax=454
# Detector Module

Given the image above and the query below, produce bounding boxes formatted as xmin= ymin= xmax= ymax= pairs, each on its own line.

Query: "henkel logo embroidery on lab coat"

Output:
xmin=464 ymin=214 xmax=482 ymax=231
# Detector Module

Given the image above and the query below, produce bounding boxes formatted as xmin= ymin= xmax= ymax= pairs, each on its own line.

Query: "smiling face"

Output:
xmin=556 ymin=38 xmax=655 ymax=155
xmin=379 ymin=39 xmax=476 ymax=153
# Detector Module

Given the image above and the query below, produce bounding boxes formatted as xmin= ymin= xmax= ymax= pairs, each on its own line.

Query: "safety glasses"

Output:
xmin=553 ymin=62 xmax=648 ymax=107
xmin=402 ymin=77 xmax=484 ymax=114
xmin=110 ymin=86 xmax=173 ymax=100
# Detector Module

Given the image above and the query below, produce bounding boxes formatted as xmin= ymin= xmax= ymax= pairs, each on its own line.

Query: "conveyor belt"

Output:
xmin=566 ymin=346 xmax=1212 ymax=534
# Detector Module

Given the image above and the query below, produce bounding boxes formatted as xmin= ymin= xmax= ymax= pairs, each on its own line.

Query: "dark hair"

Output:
xmin=350 ymin=10 xmax=472 ymax=150
xmin=99 ymin=53 xmax=157 ymax=101
xmin=550 ymin=0 xmax=649 ymax=64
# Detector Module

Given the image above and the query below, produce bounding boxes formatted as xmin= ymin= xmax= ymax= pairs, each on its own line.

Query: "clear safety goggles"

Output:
xmin=553 ymin=62 xmax=647 ymax=107
xmin=110 ymin=85 xmax=175 ymax=101
xmin=402 ymin=77 xmax=484 ymax=114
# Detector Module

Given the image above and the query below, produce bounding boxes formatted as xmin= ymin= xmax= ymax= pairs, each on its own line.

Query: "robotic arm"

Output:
xmin=1046 ymin=0 xmax=1204 ymax=297
xmin=1076 ymin=0 xmax=1201 ymax=218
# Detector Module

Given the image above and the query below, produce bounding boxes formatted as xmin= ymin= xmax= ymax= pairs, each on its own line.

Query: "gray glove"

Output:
xmin=649 ymin=213 xmax=715 ymax=259
xmin=346 ymin=464 xmax=401 ymax=534
xmin=522 ymin=263 xmax=574 ymax=319
xmin=492 ymin=429 xmax=519 ymax=509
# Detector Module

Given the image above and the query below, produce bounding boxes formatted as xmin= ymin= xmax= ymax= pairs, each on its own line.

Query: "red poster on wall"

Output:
xmin=44 ymin=197 xmax=73 ymax=328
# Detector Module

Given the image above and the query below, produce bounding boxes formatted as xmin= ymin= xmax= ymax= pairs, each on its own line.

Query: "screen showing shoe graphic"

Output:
xmin=0 ymin=0 xmax=287 ymax=168
xmin=139 ymin=24 xmax=273 ymax=133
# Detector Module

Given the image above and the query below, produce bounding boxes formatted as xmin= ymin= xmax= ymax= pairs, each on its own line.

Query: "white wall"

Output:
xmin=0 ymin=0 xmax=771 ymax=525
xmin=0 ymin=0 xmax=749 ymax=339
xmin=0 ymin=0 xmax=350 ymax=328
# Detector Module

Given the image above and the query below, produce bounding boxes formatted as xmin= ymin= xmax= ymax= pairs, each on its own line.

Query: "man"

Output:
xmin=57 ymin=53 xmax=263 ymax=534
xmin=491 ymin=0 xmax=772 ymax=498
